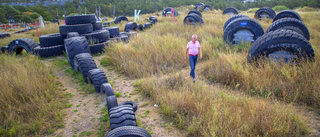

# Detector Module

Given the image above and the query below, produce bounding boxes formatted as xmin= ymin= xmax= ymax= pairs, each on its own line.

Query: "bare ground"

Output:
xmin=41 ymin=56 xmax=187 ymax=137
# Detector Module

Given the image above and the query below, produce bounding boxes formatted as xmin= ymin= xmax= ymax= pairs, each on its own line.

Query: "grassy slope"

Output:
xmin=102 ymin=8 xmax=320 ymax=136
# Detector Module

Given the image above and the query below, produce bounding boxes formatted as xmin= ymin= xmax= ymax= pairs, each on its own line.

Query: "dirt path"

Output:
xmin=41 ymin=56 xmax=186 ymax=137
xmin=94 ymin=56 xmax=187 ymax=137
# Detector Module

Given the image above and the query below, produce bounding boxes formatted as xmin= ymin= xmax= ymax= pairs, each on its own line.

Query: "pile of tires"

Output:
xmin=162 ymin=7 xmax=179 ymax=17
xmin=223 ymin=15 xmax=264 ymax=45
xmin=248 ymin=11 xmax=314 ymax=63
xmin=183 ymin=10 xmax=204 ymax=26
xmin=254 ymin=7 xmax=276 ymax=20
xmin=223 ymin=7 xmax=239 ymax=15
xmin=195 ymin=2 xmax=212 ymax=11
xmin=33 ymin=14 xmax=109 ymax=58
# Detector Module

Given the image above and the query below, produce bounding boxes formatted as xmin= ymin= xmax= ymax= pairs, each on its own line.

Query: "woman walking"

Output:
xmin=185 ymin=34 xmax=202 ymax=82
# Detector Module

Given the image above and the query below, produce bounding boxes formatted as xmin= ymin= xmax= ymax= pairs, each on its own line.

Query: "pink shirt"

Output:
xmin=187 ymin=41 xmax=200 ymax=55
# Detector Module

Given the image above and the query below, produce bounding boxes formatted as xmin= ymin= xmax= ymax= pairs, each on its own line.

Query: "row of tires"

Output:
xmin=62 ymin=14 xmax=152 ymax=136
xmin=223 ymin=10 xmax=314 ymax=63
xmin=222 ymin=6 xmax=299 ymax=22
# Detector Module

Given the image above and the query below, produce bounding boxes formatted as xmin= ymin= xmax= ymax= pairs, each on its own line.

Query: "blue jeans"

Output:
xmin=189 ymin=55 xmax=198 ymax=79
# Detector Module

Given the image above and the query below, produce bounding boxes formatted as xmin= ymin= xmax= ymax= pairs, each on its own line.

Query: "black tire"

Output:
xmin=90 ymin=41 xmax=109 ymax=54
xmin=33 ymin=45 xmax=65 ymax=58
xmin=100 ymin=83 xmax=114 ymax=96
xmin=106 ymin=95 xmax=118 ymax=112
xmin=103 ymin=27 xmax=120 ymax=38
xmin=110 ymin=113 xmax=136 ymax=124
xmin=39 ymin=33 xmax=64 ymax=47
xmin=162 ymin=7 xmax=179 ymax=17
xmin=188 ymin=10 xmax=202 ymax=17
xmin=119 ymin=101 xmax=138 ymax=112
xmin=203 ymin=5 xmax=213 ymax=11
xmin=88 ymin=68 xmax=108 ymax=93
xmin=81 ymin=30 xmax=110 ymax=44
xmin=223 ymin=14 xmax=249 ymax=31
xmin=183 ymin=13 xmax=204 ymax=25
xmin=59 ymin=24 xmax=93 ymax=35
xmin=7 ymin=38 xmax=38 ymax=55
xmin=195 ymin=2 xmax=205 ymax=10
xmin=67 ymin=32 xmax=79 ymax=38
xmin=103 ymin=22 xmax=110 ymax=27
xmin=109 ymin=110 xmax=135 ymax=119
xmin=137 ymin=24 xmax=143 ymax=31
xmin=110 ymin=35 xmax=129 ymax=42
xmin=114 ymin=16 xmax=129 ymax=24
xmin=64 ymin=36 xmax=90 ymax=69
xmin=144 ymin=23 xmax=152 ymax=29
xmin=73 ymin=53 xmax=97 ymax=83
xmin=223 ymin=17 xmax=264 ymax=45
xmin=266 ymin=18 xmax=310 ymax=40
xmin=109 ymin=105 xmax=134 ymax=115
xmin=223 ymin=7 xmax=239 ymax=15
xmin=247 ymin=29 xmax=314 ymax=62
xmin=65 ymin=14 xmax=96 ymax=25
xmin=93 ymin=21 xmax=103 ymax=31
xmin=0 ymin=33 xmax=10 ymax=39
xmin=106 ymin=126 xmax=151 ymax=137
xmin=254 ymin=7 xmax=276 ymax=20
xmin=1 ymin=46 xmax=8 ymax=53
xmin=110 ymin=120 xmax=137 ymax=130
xmin=273 ymin=10 xmax=301 ymax=23
xmin=124 ymin=22 xmax=138 ymax=32
xmin=149 ymin=16 xmax=157 ymax=22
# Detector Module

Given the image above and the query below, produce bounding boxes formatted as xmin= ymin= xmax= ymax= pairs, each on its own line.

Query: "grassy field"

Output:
xmin=0 ymin=54 xmax=65 ymax=136
xmin=0 ymin=5 xmax=319 ymax=136
xmin=102 ymin=7 xmax=320 ymax=136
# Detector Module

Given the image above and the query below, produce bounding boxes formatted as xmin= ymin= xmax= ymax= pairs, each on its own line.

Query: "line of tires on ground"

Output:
xmin=223 ymin=9 xmax=314 ymax=63
xmin=103 ymin=15 xmax=157 ymax=30
xmin=195 ymin=2 xmax=213 ymax=12
xmin=62 ymin=15 xmax=151 ymax=137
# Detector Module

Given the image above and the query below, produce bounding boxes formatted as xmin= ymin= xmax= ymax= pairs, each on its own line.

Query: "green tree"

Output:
xmin=29 ymin=12 xmax=41 ymax=19
xmin=21 ymin=15 xmax=33 ymax=23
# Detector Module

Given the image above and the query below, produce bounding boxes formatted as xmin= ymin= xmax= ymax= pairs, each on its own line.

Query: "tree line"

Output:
xmin=1 ymin=0 xmax=319 ymax=23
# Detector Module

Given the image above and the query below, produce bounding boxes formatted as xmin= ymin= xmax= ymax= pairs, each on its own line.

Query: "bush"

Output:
xmin=272 ymin=5 xmax=289 ymax=12
xmin=30 ymin=12 xmax=41 ymax=19
xmin=247 ymin=8 xmax=259 ymax=13
xmin=295 ymin=6 xmax=319 ymax=12
xmin=21 ymin=15 xmax=33 ymax=23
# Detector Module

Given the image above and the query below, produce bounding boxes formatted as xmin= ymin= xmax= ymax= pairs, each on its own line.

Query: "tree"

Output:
xmin=21 ymin=15 xmax=33 ymax=23
xmin=30 ymin=12 xmax=41 ymax=19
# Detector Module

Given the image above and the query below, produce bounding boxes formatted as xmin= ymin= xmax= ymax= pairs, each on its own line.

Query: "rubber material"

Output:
xmin=106 ymin=126 xmax=151 ymax=137
xmin=64 ymin=36 xmax=90 ymax=69
xmin=100 ymin=83 xmax=114 ymax=96
xmin=33 ymin=45 xmax=65 ymax=58
xmin=7 ymin=38 xmax=38 ymax=55
xmin=39 ymin=33 xmax=64 ymax=47
xmin=88 ymin=68 xmax=108 ymax=93
xmin=73 ymin=53 xmax=97 ymax=83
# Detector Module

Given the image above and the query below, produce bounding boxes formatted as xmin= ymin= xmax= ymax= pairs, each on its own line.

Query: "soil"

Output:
xmin=42 ymin=56 xmax=187 ymax=137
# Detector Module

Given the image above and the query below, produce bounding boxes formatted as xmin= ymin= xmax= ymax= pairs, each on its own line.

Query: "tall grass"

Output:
xmin=202 ymin=52 xmax=320 ymax=108
xmin=135 ymin=73 xmax=310 ymax=136
xmin=0 ymin=54 xmax=64 ymax=136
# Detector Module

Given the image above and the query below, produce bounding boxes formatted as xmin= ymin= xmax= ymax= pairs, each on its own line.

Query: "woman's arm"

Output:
xmin=185 ymin=48 xmax=189 ymax=60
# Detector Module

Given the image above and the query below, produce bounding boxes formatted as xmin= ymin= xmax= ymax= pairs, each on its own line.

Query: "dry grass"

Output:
xmin=0 ymin=23 xmax=60 ymax=48
xmin=0 ymin=54 xmax=64 ymax=136
xmin=102 ymin=8 xmax=320 ymax=136
xmin=135 ymin=73 xmax=310 ymax=136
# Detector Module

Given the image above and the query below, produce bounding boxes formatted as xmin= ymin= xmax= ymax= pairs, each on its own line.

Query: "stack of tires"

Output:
xmin=195 ymin=2 xmax=212 ymax=11
xmin=254 ymin=7 xmax=276 ymax=20
xmin=223 ymin=15 xmax=264 ymax=45
xmin=184 ymin=10 xmax=204 ymax=26
xmin=101 ymin=83 xmax=151 ymax=137
xmin=248 ymin=10 xmax=314 ymax=63
xmin=0 ymin=33 xmax=10 ymax=39
xmin=223 ymin=7 xmax=239 ymax=15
